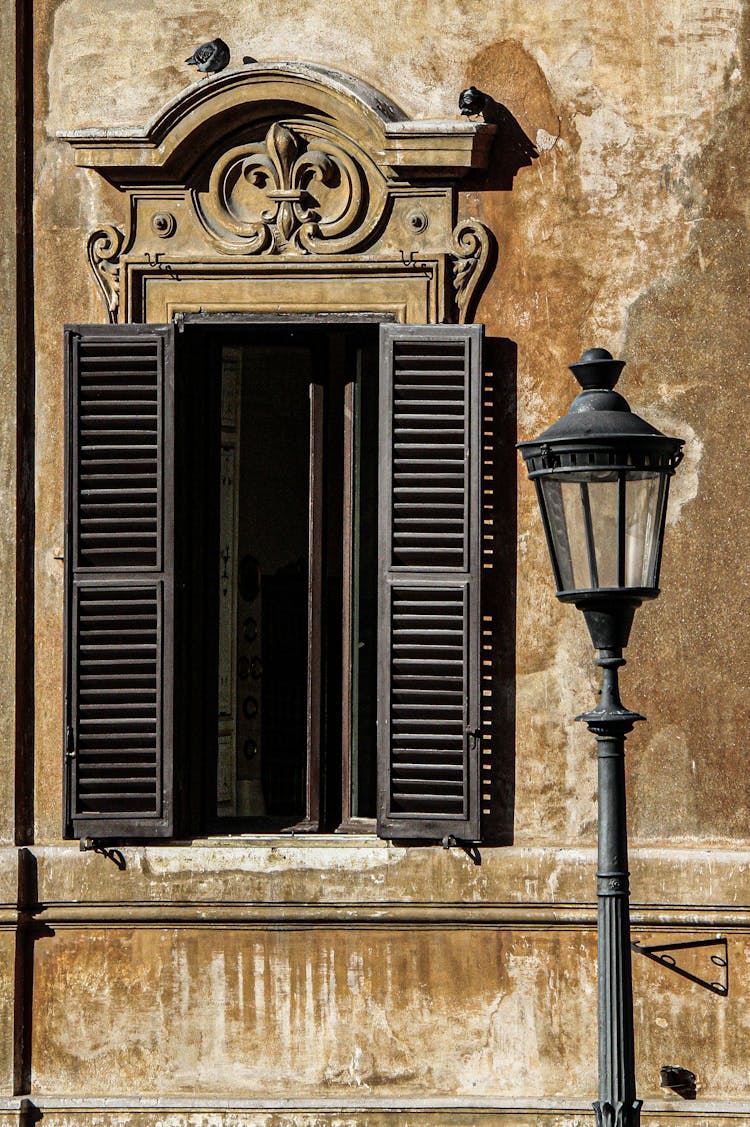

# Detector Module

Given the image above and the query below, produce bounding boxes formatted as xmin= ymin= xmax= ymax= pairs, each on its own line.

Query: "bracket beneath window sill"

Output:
xmin=79 ymin=838 xmax=127 ymax=871
xmin=441 ymin=835 xmax=482 ymax=865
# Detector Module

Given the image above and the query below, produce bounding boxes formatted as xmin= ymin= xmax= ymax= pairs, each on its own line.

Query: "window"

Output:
xmin=63 ymin=319 xmax=483 ymax=842
xmin=180 ymin=325 xmax=380 ymax=834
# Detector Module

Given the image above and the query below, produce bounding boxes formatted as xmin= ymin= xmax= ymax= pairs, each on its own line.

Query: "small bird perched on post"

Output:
xmin=458 ymin=86 xmax=488 ymax=118
xmin=185 ymin=38 xmax=231 ymax=76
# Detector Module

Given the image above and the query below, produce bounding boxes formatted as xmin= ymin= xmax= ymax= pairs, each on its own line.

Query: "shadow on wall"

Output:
xmin=14 ymin=849 xmax=55 ymax=1098
xmin=464 ymin=96 xmax=539 ymax=193
xmin=463 ymin=102 xmax=532 ymax=844
xmin=480 ymin=337 xmax=518 ymax=846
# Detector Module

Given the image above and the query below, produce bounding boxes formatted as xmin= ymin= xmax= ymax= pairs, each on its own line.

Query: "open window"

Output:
xmin=63 ymin=320 xmax=483 ymax=843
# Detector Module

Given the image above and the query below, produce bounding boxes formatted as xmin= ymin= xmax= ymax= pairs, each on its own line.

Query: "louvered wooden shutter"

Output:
xmin=377 ymin=324 xmax=482 ymax=841
xmin=63 ymin=324 xmax=174 ymax=840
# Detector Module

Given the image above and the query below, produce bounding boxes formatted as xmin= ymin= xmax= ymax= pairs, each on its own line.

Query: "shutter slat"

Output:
xmin=377 ymin=325 xmax=482 ymax=842
xmin=65 ymin=324 xmax=174 ymax=839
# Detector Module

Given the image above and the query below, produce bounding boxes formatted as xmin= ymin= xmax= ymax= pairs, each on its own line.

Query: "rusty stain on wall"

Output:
xmin=31 ymin=927 xmax=595 ymax=1096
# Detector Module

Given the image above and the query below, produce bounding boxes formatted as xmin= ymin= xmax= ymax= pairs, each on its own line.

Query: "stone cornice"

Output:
xmin=58 ymin=63 xmax=495 ymax=184
xmin=0 ymin=844 xmax=747 ymax=927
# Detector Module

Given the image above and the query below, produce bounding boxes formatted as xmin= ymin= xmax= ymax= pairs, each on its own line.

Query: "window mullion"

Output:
xmin=339 ymin=375 xmax=355 ymax=828
xmin=302 ymin=377 xmax=325 ymax=831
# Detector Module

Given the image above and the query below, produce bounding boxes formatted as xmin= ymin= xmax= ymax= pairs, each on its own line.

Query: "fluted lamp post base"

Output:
xmin=593 ymin=1100 xmax=643 ymax=1127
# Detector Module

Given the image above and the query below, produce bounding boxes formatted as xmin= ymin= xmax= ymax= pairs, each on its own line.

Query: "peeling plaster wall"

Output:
xmin=6 ymin=0 xmax=750 ymax=1120
xmin=460 ymin=11 xmax=748 ymax=848
xmin=31 ymin=927 xmax=595 ymax=1097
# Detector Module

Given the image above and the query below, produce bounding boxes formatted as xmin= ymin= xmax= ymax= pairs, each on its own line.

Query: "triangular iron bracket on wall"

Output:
xmin=631 ymin=936 xmax=728 ymax=996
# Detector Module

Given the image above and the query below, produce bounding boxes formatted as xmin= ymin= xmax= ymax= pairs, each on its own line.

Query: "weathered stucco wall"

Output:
xmin=32 ymin=0 xmax=750 ymax=849
xmin=6 ymin=0 xmax=750 ymax=1122
xmin=0 ymin=838 xmax=746 ymax=1120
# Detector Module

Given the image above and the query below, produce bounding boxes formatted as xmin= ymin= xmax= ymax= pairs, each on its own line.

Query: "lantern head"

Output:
xmin=518 ymin=349 xmax=684 ymax=650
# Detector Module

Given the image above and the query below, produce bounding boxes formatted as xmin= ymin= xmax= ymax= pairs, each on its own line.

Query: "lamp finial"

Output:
xmin=569 ymin=347 xmax=625 ymax=393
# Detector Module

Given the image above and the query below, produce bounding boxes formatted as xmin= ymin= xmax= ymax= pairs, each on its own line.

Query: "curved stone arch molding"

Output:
xmin=59 ymin=63 xmax=494 ymax=182
xmin=61 ymin=64 xmax=497 ymax=325
xmin=61 ymin=65 xmax=404 ymax=182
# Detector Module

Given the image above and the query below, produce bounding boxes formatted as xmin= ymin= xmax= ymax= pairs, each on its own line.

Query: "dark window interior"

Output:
xmin=175 ymin=325 xmax=379 ymax=834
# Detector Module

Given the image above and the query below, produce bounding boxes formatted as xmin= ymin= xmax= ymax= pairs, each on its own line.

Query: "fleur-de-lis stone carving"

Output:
xmin=236 ymin=122 xmax=338 ymax=250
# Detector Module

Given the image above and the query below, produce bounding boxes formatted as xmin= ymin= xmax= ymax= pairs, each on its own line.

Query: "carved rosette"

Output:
xmin=87 ymin=225 xmax=125 ymax=323
xmin=195 ymin=121 xmax=383 ymax=256
xmin=452 ymin=220 xmax=492 ymax=324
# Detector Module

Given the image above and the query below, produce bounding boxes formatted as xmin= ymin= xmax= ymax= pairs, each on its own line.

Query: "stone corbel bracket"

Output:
xmin=60 ymin=64 xmax=497 ymax=324
xmin=452 ymin=220 xmax=494 ymax=325
xmin=87 ymin=225 xmax=126 ymax=324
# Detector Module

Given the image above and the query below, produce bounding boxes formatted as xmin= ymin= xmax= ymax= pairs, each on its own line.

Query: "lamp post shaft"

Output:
xmin=578 ymin=648 xmax=643 ymax=1127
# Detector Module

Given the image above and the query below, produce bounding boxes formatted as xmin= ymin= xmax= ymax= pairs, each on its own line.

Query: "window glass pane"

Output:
xmin=216 ymin=347 xmax=242 ymax=817
xmin=351 ymin=345 xmax=378 ymax=818
xmin=217 ymin=344 xmax=312 ymax=822
xmin=212 ymin=329 xmax=379 ymax=831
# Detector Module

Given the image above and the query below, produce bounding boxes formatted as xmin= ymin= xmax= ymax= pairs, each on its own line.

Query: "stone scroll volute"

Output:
xmin=87 ymin=225 xmax=125 ymax=324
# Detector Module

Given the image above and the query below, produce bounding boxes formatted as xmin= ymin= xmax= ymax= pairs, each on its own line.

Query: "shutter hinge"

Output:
xmin=65 ymin=725 xmax=76 ymax=760
xmin=466 ymin=727 xmax=481 ymax=749
xmin=174 ymin=312 xmax=185 ymax=333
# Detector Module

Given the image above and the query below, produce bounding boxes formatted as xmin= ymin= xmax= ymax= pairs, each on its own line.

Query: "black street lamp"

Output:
xmin=517 ymin=348 xmax=684 ymax=1127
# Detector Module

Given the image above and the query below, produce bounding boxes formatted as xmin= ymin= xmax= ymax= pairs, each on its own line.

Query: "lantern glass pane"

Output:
xmin=539 ymin=478 xmax=575 ymax=590
xmin=586 ymin=477 xmax=619 ymax=588
xmin=558 ymin=481 xmax=593 ymax=588
xmin=548 ymin=472 xmax=619 ymax=591
xmin=625 ymin=472 xmax=665 ymax=587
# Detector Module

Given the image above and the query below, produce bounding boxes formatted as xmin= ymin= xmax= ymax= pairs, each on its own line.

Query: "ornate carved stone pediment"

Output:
xmin=61 ymin=64 xmax=496 ymax=325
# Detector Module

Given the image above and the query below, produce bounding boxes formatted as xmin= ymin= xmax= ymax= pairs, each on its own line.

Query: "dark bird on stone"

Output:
xmin=459 ymin=86 xmax=488 ymax=118
xmin=185 ymin=38 xmax=231 ymax=76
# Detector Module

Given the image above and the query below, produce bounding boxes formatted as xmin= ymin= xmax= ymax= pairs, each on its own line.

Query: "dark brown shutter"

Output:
xmin=63 ymin=324 xmax=174 ymax=839
xmin=377 ymin=324 xmax=482 ymax=841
